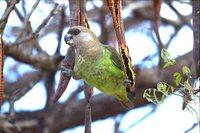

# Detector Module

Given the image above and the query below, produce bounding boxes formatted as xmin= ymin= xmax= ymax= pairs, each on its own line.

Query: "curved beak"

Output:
xmin=64 ymin=34 xmax=73 ymax=45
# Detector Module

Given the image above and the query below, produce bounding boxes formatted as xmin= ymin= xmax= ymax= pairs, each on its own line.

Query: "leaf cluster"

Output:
xmin=143 ymin=49 xmax=199 ymax=115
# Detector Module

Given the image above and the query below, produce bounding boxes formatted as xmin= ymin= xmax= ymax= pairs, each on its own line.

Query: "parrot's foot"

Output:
xmin=123 ymin=79 xmax=132 ymax=88
xmin=61 ymin=66 xmax=80 ymax=80
xmin=124 ymin=79 xmax=136 ymax=99
xmin=61 ymin=66 xmax=74 ymax=76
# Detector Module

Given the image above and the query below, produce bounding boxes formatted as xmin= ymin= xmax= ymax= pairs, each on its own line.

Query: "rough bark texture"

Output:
xmin=192 ymin=0 xmax=200 ymax=79
xmin=0 ymin=31 xmax=3 ymax=110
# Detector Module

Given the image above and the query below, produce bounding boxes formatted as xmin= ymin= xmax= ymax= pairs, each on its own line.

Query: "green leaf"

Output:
xmin=163 ymin=62 xmax=174 ymax=68
xmin=173 ymin=72 xmax=182 ymax=86
xmin=184 ymin=80 xmax=193 ymax=91
xmin=182 ymin=66 xmax=191 ymax=78
xmin=161 ymin=49 xmax=176 ymax=68
xmin=157 ymin=82 xmax=174 ymax=96
xmin=157 ymin=82 xmax=167 ymax=91
xmin=143 ymin=88 xmax=159 ymax=104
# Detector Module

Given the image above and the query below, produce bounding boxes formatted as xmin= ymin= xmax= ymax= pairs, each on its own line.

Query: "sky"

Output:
xmin=0 ymin=1 xmax=199 ymax=133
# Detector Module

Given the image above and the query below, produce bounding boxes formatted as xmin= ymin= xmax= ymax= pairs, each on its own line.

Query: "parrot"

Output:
xmin=63 ymin=26 xmax=135 ymax=108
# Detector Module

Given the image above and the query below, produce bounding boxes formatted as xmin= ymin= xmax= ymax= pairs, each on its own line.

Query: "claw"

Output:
xmin=124 ymin=79 xmax=132 ymax=88
xmin=61 ymin=66 xmax=74 ymax=77
xmin=61 ymin=66 xmax=80 ymax=80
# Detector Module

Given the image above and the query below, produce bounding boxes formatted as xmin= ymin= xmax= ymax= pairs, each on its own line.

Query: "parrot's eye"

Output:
xmin=73 ymin=29 xmax=81 ymax=35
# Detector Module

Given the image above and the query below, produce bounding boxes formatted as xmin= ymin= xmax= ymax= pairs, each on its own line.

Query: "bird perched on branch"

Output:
xmin=64 ymin=26 xmax=135 ymax=108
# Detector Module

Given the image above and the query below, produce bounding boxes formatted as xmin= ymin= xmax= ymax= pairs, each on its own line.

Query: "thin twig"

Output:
xmin=15 ymin=0 xmax=40 ymax=42
xmin=34 ymin=4 xmax=58 ymax=34
xmin=0 ymin=31 xmax=4 ymax=111
xmin=184 ymin=121 xmax=200 ymax=133
xmin=0 ymin=0 xmax=20 ymax=31
xmin=165 ymin=28 xmax=179 ymax=48
xmin=65 ymin=87 xmax=83 ymax=105
xmin=3 ymin=71 xmax=43 ymax=102
xmin=84 ymin=84 xmax=93 ymax=133
xmin=55 ymin=5 xmax=65 ymax=54
xmin=21 ymin=0 xmax=27 ymax=17
xmin=7 ymin=97 xmax=21 ymax=132
xmin=12 ymin=3 xmax=59 ymax=46
xmin=99 ymin=1 xmax=109 ymax=44
xmin=153 ymin=0 xmax=165 ymax=68
xmin=9 ymin=97 xmax=15 ymax=123
xmin=167 ymin=1 xmax=192 ymax=29
xmin=13 ymin=6 xmax=24 ymax=22
xmin=44 ymin=71 xmax=56 ymax=108
xmin=120 ymin=105 xmax=156 ymax=133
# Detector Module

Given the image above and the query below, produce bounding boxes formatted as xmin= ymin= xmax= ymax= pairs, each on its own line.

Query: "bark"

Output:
xmin=192 ymin=0 xmax=200 ymax=79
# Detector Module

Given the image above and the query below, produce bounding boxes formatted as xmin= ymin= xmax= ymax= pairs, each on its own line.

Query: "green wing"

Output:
xmin=104 ymin=45 xmax=125 ymax=71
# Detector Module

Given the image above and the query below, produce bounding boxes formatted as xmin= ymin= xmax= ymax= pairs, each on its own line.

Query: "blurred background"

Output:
xmin=0 ymin=0 xmax=199 ymax=133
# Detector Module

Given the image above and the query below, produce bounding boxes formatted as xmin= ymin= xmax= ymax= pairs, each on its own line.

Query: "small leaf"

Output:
xmin=182 ymin=66 xmax=191 ymax=78
xmin=157 ymin=82 xmax=173 ymax=96
xmin=143 ymin=88 xmax=159 ymax=104
xmin=161 ymin=49 xmax=176 ymax=68
xmin=163 ymin=62 xmax=174 ymax=68
xmin=157 ymin=82 xmax=167 ymax=91
xmin=184 ymin=80 xmax=192 ymax=91
xmin=173 ymin=72 xmax=182 ymax=86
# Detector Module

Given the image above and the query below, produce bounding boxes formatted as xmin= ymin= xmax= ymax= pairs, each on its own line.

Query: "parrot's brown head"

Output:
xmin=64 ymin=26 xmax=99 ymax=46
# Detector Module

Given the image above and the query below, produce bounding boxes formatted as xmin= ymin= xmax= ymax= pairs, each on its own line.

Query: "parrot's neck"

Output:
xmin=75 ymin=41 xmax=103 ymax=59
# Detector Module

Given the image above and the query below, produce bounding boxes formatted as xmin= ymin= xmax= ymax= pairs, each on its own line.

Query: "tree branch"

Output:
xmin=0 ymin=0 xmax=20 ymax=31
xmin=3 ymin=71 xmax=43 ymax=102
xmin=4 ymin=44 xmax=63 ymax=70
xmin=0 ymin=31 xmax=4 ymax=110
xmin=192 ymin=0 xmax=200 ymax=79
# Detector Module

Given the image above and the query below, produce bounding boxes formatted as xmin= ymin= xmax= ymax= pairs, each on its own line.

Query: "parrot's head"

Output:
xmin=64 ymin=26 xmax=99 ymax=46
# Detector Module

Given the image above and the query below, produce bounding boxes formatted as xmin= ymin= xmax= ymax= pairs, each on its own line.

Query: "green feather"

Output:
xmin=104 ymin=45 xmax=125 ymax=72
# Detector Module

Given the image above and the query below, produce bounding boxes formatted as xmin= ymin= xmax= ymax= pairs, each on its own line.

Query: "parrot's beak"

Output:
xmin=64 ymin=34 xmax=73 ymax=45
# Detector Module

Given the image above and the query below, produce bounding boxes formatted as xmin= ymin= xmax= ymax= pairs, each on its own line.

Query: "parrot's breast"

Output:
xmin=75 ymin=47 xmax=129 ymax=102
